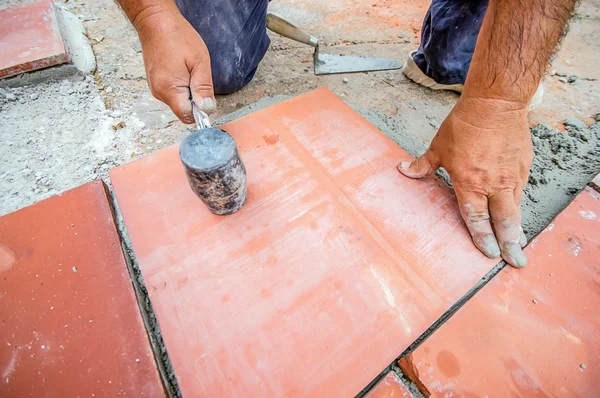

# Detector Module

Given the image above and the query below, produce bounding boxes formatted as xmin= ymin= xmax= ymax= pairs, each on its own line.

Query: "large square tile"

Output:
xmin=0 ymin=180 xmax=164 ymax=397
xmin=110 ymin=88 xmax=498 ymax=396
xmin=0 ymin=0 xmax=70 ymax=79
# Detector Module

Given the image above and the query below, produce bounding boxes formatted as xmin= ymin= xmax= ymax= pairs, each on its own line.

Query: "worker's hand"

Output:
xmin=398 ymin=97 xmax=532 ymax=268
xmin=134 ymin=7 xmax=216 ymax=123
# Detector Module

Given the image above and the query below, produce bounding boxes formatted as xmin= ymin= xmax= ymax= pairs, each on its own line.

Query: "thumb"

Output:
xmin=154 ymin=85 xmax=196 ymax=124
xmin=189 ymin=60 xmax=217 ymax=115
xmin=397 ymin=149 xmax=440 ymax=179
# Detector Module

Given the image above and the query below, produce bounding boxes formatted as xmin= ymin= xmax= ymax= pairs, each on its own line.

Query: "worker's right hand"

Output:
xmin=134 ymin=6 xmax=216 ymax=123
xmin=398 ymin=97 xmax=531 ymax=268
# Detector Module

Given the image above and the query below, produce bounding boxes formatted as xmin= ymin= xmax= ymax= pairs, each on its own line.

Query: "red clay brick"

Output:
xmin=365 ymin=372 xmax=413 ymax=398
xmin=0 ymin=180 xmax=164 ymax=397
xmin=0 ymin=0 xmax=70 ymax=79
xmin=400 ymin=186 xmax=600 ymax=397
xmin=110 ymin=88 xmax=498 ymax=397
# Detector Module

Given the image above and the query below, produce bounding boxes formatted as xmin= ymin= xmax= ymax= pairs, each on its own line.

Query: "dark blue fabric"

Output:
xmin=175 ymin=0 xmax=270 ymax=94
xmin=176 ymin=0 xmax=487 ymax=92
xmin=414 ymin=0 xmax=489 ymax=85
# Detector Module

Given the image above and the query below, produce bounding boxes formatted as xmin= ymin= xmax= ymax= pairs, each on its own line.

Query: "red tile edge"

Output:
xmin=0 ymin=53 xmax=71 ymax=79
xmin=85 ymin=181 xmax=172 ymax=397
xmin=0 ymin=0 xmax=71 ymax=79
xmin=591 ymin=173 xmax=600 ymax=193
xmin=365 ymin=372 xmax=413 ymax=398
xmin=398 ymin=356 xmax=430 ymax=397
xmin=102 ymin=183 xmax=177 ymax=396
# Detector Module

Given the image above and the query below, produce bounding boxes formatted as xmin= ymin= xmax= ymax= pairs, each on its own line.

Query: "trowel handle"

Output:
xmin=266 ymin=13 xmax=319 ymax=48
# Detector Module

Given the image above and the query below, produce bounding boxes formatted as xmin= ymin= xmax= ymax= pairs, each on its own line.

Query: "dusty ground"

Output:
xmin=1 ymin=0 xmax=599 ymax=238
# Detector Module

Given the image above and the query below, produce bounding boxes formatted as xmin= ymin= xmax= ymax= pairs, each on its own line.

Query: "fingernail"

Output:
xmin=502 ymin=241 xmax=528 ymax=268
xmin=519 ymin=230 xmax=528 ymax=248
xmin=399 ymin=161 xmax=412 ymax=169
xmin=200 ymin=97 xmax=217 ymax=113
xmin=476 ymin=234 xmax=501 ymax=258
xmin=180 ymin=110 xmax=195 ymax=124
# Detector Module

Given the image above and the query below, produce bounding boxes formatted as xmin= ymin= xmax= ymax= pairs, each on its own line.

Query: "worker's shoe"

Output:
xmin=402 ymin=50 xmax=544 ymax=111
xmin=529 ymin=84 xmax=544 ymax=111
xmin=403 ymin=50 xmax=465 ymax=93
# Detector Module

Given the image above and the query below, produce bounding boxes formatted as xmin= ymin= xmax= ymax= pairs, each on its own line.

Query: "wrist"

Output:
xmin=453 ymin=96 xmax=529 ymax=129
xmin=130 ymin=2 xmax=182 ymax=38
xmin=462 ymin=68 xmax=539 ymax=109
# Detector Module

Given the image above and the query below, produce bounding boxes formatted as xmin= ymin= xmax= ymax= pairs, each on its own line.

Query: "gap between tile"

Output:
xmin=354 ymin=258 xmax=504 ymax=398
xmin=356 ymin=178 xmax=598 ymax=397
xmin=104 ymin=183 xmax=182 ymax=398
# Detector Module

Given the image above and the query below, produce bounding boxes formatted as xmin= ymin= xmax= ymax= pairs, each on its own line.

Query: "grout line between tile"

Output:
xmin=103 ymin=182 xmax=182 ymax=398
xmin=399 ymin=260 xmax=507 ymax=356
xmin=353 ymin=259 xmax=506 ymax=398
xmin=355 ymin=167 xmax=600 ymax=397
xmin=391 ymin=363 xmax=425 ymax=398
xmin=354 ymin=366 xmax=392 ymax=397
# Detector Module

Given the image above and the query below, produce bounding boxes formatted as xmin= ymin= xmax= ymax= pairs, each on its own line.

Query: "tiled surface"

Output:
xmin=400 ymin=186 xmax=600 ymax=397
xmin=110 ymin=88 xmax=498 ymax=397
xmin=0 ymin=0 xmax=70 ymax=79
xmin=0 ymin=180 xmax=165 ymax=397
xmin=365 ymin=372 xmax=413 ymax=398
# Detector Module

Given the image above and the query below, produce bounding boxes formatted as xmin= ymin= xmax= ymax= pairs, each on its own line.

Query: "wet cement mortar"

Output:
xmin=391 ymin=365 xmax=426 ymax=398
xmin=524 ymin=120 xmax=600 ymax=235
xmin=355 ymin=364 xmax=426 ymax=398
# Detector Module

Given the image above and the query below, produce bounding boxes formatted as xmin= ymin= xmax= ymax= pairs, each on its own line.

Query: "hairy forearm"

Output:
xmin=116 ymin=0 xmax=181 ymax=32
xmin=464 ymin=0 xmax=578 ymax=106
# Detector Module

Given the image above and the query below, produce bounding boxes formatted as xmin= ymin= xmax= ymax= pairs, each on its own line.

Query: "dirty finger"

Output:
xmin=514 ymin=185 xmax=527 ymax=249
xmin=455 ymin=189 xmax=501 ymax=259
xmin=398 ymin=149 xmax=440 ymax=179
xmin=489 ymin=190 xmax=527 ymax=268
xmin=519 ymin=227 xmax=527 ymax=248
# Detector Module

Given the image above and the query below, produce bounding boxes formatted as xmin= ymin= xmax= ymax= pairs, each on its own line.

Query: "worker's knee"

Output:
xmin=210 ymin=54 xmax=258 ymax=95
xmin=176 ymin=0 xmax=270 ymax=95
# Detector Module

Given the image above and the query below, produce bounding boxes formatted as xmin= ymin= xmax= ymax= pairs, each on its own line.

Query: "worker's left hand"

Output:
xmin=398 ymin=97 xmax=532 ymax=268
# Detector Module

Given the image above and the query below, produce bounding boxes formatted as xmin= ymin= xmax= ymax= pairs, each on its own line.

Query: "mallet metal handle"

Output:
xmin=192 ymin=101 xmax=212 ymax=130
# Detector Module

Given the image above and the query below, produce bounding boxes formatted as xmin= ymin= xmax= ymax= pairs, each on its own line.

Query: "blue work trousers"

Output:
xmin=175 ymin=0 xmax=488 ymax=93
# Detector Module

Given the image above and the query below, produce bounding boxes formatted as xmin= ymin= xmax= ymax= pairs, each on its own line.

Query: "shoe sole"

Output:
xmin=402 ymin=51 xmax=544 ymax=111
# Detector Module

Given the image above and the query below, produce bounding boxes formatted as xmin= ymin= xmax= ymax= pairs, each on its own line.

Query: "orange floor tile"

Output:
xmin=365 ymin=372 xmax=413 ymax=397
xmin=399 ymin=186 xmax=600 ymax=397
xmin=0 ymin=0 xmax=70 ymax=79
xmin=0 ymin=181 xmax=165 ymax=397
xmin=110 ymin=88 xmax=498 ymax=397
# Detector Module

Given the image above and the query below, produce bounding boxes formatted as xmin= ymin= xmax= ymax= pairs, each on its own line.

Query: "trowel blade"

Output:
xmin=314 ymin=52 xmax=402 ymax=75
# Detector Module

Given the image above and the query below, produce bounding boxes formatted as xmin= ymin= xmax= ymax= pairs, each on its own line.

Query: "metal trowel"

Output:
xmin=266 ymin=13 xmax=402 ymax=75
